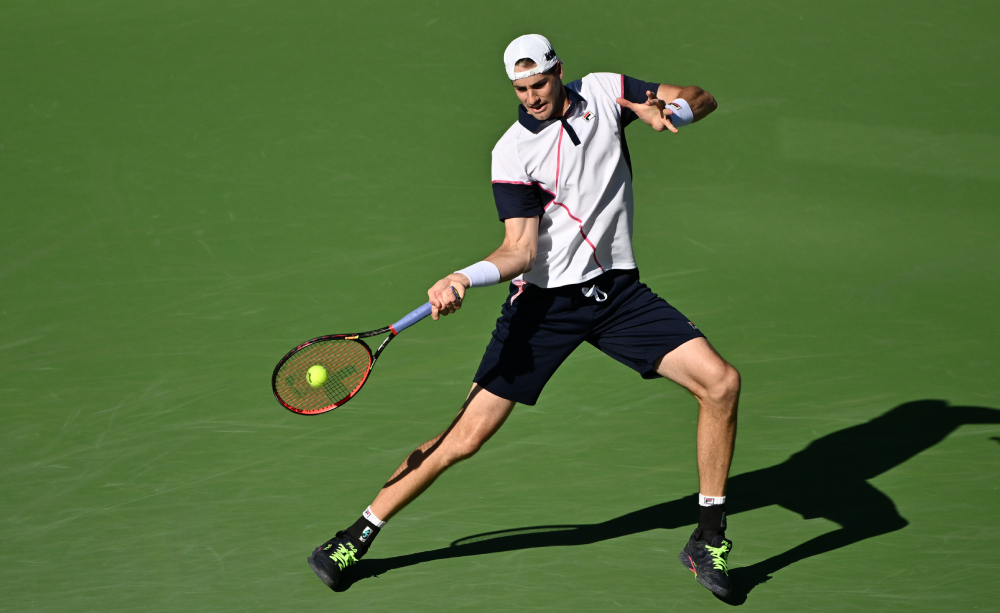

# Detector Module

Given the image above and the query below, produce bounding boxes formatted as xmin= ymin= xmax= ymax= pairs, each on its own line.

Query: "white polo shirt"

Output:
xmin=491 ymin=72 xmax=660 ymax=288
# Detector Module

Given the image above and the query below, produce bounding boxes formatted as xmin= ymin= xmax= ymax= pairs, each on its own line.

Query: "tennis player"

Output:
xmin=309 ymin=34 xmax=739 ymax=598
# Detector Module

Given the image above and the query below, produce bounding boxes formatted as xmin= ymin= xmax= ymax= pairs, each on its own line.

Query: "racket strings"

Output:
xmin=275 ymin=339 xmax=372 ymax=413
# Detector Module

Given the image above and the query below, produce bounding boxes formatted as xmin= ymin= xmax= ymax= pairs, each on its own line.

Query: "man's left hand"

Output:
xmin=616 ymin=90 xmax=679 ymax=134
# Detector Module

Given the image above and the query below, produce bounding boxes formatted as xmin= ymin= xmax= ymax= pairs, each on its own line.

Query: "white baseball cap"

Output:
xmin=503 ymin=34 xmax=561 ymax=81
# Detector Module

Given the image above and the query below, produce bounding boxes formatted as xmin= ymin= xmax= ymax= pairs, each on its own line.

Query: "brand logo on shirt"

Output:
xmin=583 ymin=111 xmax=595 ymax=122
xmin=688 ymin=321 xmax=698 ymax=330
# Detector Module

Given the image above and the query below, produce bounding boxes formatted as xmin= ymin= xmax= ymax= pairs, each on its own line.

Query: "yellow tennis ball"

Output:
xmin=306 ymin=364 xmax=328 ymax=388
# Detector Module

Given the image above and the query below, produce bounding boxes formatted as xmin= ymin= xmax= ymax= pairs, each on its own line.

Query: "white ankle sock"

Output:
xmin=699 ymin=493 xmax=726 ymax=507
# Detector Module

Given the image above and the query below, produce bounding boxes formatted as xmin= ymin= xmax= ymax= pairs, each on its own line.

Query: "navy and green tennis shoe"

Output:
xmin=678 ymin=529 xmax=734 ymax=598
xmin=308 ymin=532 xmax=362 ymax=589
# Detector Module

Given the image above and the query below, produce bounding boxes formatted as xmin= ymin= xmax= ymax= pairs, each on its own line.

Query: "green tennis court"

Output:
xmin=2 ymin=1 xmax=998 ymax=611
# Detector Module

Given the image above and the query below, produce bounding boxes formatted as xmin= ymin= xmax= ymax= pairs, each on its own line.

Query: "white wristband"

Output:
xmin=455 ymin=261 xmax=501 ymax=288
xmin=667 ymin=98 xmax=694 ymax=128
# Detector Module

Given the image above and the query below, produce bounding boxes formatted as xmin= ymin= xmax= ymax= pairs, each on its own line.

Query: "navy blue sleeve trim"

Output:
xmin=492 ymin=183 xmax=552 ymax=221
xmin=621 ymin=76 xmax=660 ymax=128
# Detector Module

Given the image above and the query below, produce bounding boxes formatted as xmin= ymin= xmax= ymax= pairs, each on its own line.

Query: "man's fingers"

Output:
xmin=645 ymin=91 xmax=667 ymax=108
xmin=650 ymin=115 xmax=678 ymax=133
xmin=447 ymin=286 xmax=464 ymax=311
xmin=432 ymin=285 xmax=463 ymax=317
xmin=428 ymin=293 xmax=441 ymax=320
xmin=428 ymin=282 xmax=451 ymax=320
xmin=619 ymin=95 xmax=676 ymax=132
xmin=442 ymin=286 xmax=460 ymax=305
xmin=615 ymin=96 xmax=635 ymax=109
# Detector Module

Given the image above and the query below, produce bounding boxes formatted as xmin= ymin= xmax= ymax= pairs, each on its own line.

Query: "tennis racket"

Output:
xmin=272 ymin=302 xmax=434 ymax=415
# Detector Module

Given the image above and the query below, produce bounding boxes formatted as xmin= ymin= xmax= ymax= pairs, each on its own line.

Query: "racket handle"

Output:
xmin=390 ymin=302 xmax=433 ymax=334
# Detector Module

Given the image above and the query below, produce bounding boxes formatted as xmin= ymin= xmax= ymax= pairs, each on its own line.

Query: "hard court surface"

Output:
xmin=1 ymin=1 xmax=998 ymax=611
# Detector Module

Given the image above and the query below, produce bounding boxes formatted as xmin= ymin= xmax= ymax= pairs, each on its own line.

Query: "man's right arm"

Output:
xmin=428 ymin=216 xmax=539 ymax=319
xmin=428 ymin=126 xmax=541 ymax=320
xmin=484 ymin=216 xmax=539 ymax=281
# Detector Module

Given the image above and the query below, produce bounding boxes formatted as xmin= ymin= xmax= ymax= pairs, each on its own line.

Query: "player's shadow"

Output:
xmin=334 ymin=400 xmax=1000 ymax=603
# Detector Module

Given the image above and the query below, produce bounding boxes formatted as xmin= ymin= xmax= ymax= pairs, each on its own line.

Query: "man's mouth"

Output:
xmin=529 ymin=102 xmax=547 ymax=114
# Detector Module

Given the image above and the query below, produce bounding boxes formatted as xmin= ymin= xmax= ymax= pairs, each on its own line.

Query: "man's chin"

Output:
xmin=528 ymin=108 xmax=552 ymax=121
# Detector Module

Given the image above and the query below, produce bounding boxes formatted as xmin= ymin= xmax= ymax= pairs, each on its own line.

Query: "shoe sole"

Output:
xmin=678 ymin=551 xmax=731 ymax=598
xmin=307 ymin=549 xmax=337 ymax=588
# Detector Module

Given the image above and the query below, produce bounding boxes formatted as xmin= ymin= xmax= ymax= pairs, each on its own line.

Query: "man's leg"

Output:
xmin=370 ymin=384 xmax=516 ymax=520
xmin=308 ymin=384 xmax=515 ymax=588
xmin=655 ymin=337 xmax=740 ymax=498
xmin=655 ymin=337 xmax=740 ymax=598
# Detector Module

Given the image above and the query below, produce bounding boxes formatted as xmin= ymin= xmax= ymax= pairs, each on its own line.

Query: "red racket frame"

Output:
xmin=271 ymin=329 xmax=396 ymax=415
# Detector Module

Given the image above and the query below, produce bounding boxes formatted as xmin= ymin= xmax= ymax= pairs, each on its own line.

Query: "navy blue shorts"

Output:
xmin=473 ymin=269 xmax=705 ymax=405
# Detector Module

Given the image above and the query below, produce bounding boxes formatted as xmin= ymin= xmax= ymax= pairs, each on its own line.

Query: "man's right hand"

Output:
xmin=427 ymin=217 xmax=539 ymax=321
xmin=427 ymin=274 xmax=469 ymax=320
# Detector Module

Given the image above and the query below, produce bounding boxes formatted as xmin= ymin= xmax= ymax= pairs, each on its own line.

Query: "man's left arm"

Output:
xmin=616 ymin=81 xmax=717 ymax=133
xmin=656 ymin=84 xmax=717 ymax=123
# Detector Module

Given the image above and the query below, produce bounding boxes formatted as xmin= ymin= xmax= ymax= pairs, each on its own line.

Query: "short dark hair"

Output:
xmin=514 ymin=57 xmax=560 ymax=75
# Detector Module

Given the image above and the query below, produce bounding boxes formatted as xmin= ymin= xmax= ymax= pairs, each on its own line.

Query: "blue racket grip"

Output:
xmin=390 ymin=302 xmax=433 ymax=334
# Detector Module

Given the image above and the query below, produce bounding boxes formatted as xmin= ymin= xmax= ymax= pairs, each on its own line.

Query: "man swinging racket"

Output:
xmin=309 ymin=34 xmax=740 ymax=598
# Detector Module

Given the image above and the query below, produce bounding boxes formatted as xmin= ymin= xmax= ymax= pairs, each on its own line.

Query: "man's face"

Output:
xmin=512 ymin=64 xmax=565 ymax=121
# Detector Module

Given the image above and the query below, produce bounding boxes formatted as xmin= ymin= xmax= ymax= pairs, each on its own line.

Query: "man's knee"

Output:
xmin=697 ymin=362 xmax=740 ymax=408
xmin=716 ymin=364 xmax=741 ymax=406
xmin=442 ymin=387 xmax=514 ymax=464
xmin=442 ymin=430 xmax=488 ymax=465
xmin=447 ymin=435 xmax=486 ymax=466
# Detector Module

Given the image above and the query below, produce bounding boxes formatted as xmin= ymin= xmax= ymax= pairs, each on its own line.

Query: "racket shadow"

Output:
xmin=334 ymin=400 xmax=1000 ymax=603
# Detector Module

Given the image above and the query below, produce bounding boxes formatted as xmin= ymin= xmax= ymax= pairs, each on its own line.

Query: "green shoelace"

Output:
xmin=327 ymin=543 xmax=359 ymax=571
xmin=705 ymin=542 xmax=731 ymax=573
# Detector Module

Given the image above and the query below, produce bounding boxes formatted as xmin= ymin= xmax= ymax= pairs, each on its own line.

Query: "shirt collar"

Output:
xmin=517 ymin=86 xmax=586 ymax=134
